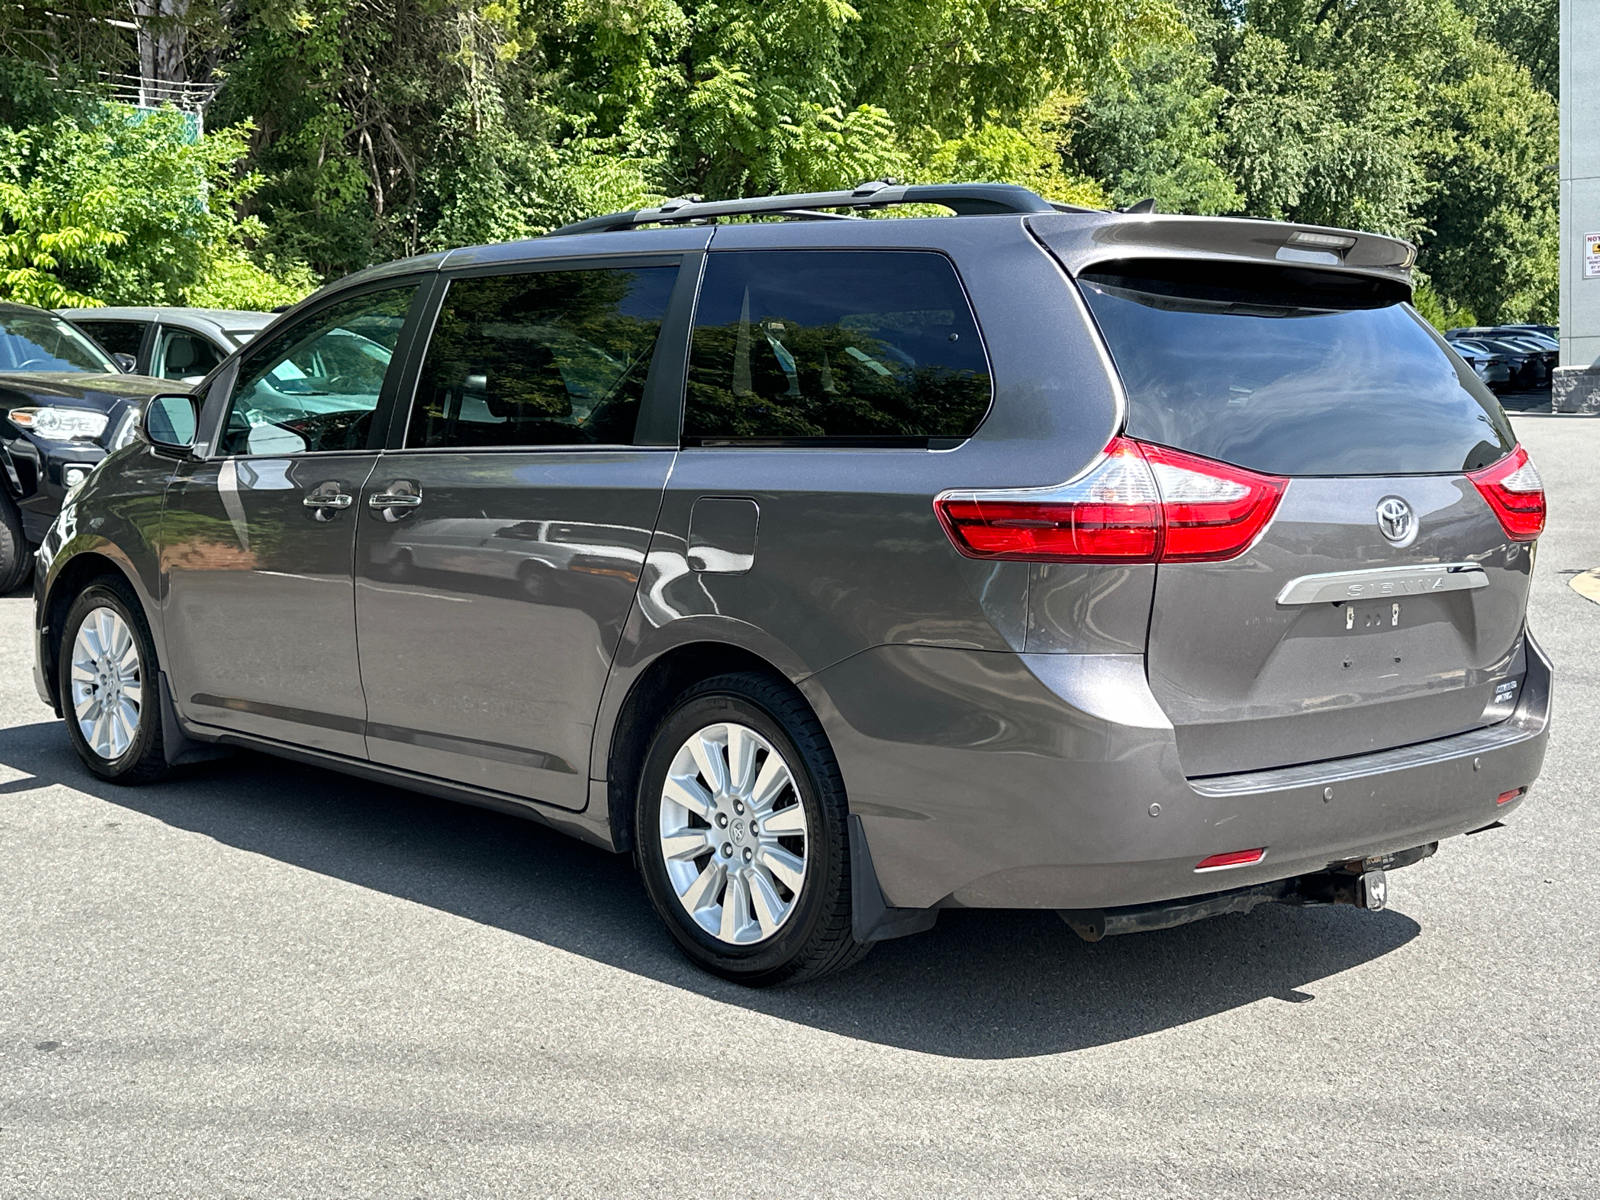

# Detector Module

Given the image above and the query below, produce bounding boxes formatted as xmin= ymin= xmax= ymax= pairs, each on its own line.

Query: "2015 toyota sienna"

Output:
xmin=31 ymin=182 xmax=1551 ymax=985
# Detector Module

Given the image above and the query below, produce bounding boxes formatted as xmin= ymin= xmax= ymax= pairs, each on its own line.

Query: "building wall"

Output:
xmin=1555 ymin=0 xmax=1600 ymax=411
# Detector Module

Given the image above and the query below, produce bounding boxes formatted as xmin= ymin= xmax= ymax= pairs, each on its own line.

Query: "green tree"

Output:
xmin=1417 ymin=45 xmax=1558 ymax=322
xmin=1457 ymin=0 xmax=1557 ymax=95
xmin=1067 ymin=39 xmax=1240 ymax=214
xmin=0 ymin=106 xmax=312 ymax=309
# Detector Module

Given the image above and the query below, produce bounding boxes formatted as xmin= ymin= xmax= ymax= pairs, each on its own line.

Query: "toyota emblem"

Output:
xmin=1376 ymin=496 xmax=1416 ymax=546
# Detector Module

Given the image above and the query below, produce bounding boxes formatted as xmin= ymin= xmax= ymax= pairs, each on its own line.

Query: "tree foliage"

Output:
xmin=0 ymin=0 xmax=1561 ymax=324
xmin=0 ymin=102 xmax=314 ymax=308
xmin=1070 ymin=0 xmax=1558 ymax=321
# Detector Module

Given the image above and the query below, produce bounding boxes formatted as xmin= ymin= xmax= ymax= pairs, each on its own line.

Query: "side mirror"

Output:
xmin=143 ymin=394 xmax=198 ymax=452
xmin=112 ymin=352 xmax=138 ymax=373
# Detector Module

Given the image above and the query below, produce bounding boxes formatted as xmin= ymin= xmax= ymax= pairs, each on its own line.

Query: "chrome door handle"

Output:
xmin=303 ymin=493 xmax=353 ymax=509
xmin=368 ymin=492 xmax=423 ymax=509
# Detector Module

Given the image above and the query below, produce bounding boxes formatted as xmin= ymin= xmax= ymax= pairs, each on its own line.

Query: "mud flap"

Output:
xmin=848 ymin=814 xmax=938 ymax=944
xmin=159 ymin=673 xmax=233 ymax=767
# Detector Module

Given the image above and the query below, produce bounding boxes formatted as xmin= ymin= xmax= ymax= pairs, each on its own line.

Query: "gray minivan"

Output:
xmin=31 ymin=183 xmax=1550 ymax=985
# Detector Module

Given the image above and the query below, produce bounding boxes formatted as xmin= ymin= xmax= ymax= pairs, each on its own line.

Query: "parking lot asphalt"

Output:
xmin=2 ymin=414 xmax=1598 ymax=1199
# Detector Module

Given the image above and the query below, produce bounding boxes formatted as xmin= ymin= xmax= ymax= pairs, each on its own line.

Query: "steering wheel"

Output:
xmin=14 ymin=357 xmax=52 ymax=371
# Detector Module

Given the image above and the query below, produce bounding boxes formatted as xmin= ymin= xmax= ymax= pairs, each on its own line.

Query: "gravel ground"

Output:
xmin=1 ymin=413 xmax=1596 ymax=1198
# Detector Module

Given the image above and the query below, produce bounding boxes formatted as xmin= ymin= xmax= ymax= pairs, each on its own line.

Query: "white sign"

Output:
xmin=1587 ymin=231 xmax=1600 ymax=279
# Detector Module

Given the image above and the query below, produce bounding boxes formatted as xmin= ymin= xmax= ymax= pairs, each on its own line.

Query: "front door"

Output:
xmin=354 ymin=261 xmax=681 ymax=809
xmin=161 ymin=284 xmax=421 ymax=757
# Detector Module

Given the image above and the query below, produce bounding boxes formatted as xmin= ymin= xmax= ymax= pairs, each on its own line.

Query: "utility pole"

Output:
xmin=134 ymin=0 xmax=189 ymax=110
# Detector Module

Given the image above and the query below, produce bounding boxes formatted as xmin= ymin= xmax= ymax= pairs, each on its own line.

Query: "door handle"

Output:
xmin=303 ymin=492 xmax=353 ymax=510
xmin=368 ymin=492 xmax=422 ymax=509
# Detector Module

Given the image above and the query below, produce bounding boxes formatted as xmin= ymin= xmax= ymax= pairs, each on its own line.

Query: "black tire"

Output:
xmin=635 ymin=671 xmax=870 ymax=986
xmin=517 ymin=559 xmax=553 ymax=600
xmin=0 ymin=491 xmax=30 ymax=595
xmin=57 ymin=576 xmax=170 ymax=785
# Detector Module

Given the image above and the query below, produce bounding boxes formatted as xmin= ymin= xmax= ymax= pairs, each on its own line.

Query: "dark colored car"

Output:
xmin=31 ymin=183 xmax=1550 ymax=985
xmin=60 ymin=306 xmax=276 ymax=385
xmin=1451 ymin=336 xmax=1543 ymax=389
xmin=1449 ymin=327 xmax=1559 ymax=387
xmin=0 ymin=302 xmax=173 ymax=591
xmin=1445 ymin=339 xmax=1512 ymax=387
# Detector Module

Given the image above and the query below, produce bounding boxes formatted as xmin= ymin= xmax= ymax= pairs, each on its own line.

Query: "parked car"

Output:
xmin=1453 ymin=323 xmax=1558 ymax=342
xmin=60 ymin=307 xmax=276 ymax=385
xmin=0 ymin=302 xmax=173 ymax=591
xmin=1448 ymin=326 xmax=1560 ymax=386
xmin=1483 ymin=336 xmax=1555 ymax=387
xmin=1450 ymin=336 xmax=1544 ymax=389
xmin=32 ymin=183 xmax=1550 ymax=986
xmin=1445 ymin=339 xmax=1512 ymax=387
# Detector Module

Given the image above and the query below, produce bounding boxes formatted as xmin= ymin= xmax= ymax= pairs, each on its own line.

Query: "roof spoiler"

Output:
xmin=1030 ymin=213 xmax=1417 ymax=279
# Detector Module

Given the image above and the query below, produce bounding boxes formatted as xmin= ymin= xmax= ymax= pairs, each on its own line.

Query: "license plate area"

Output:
xmin=1342 ymin=601 xmax=1403 ymax=633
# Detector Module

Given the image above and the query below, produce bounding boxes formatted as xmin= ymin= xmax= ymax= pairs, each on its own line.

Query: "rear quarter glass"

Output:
xmin=684 ymin=249 xmax=992 ymax=445
xmin=1077 ymin=262 xmax=1515 ymax=476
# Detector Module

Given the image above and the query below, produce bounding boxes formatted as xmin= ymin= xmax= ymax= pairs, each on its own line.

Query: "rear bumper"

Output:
xmin=808 ymin=632 xmax=1551 ymax=912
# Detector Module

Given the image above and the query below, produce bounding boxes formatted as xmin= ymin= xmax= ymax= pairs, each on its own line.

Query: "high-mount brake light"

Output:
xmin=1469 ymin=445 xmax=1545 ymax=542
xmin=933 ymin=437 xmax=1287 ymax=564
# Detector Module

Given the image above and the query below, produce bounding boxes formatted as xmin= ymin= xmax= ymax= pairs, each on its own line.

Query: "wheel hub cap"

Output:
xmin=658 ymin=721 xmax=809 ymax=946
xmin=69 ymin=607 xmax=143 ymax=761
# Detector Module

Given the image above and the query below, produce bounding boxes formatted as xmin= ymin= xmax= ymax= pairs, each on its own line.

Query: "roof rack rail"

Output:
xmin=549 ymin=180 xmax=1083 ymax=236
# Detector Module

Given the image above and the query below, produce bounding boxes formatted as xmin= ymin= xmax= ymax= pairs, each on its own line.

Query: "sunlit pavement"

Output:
xmin=2 ymin=413 xmax=1597 ymax=1198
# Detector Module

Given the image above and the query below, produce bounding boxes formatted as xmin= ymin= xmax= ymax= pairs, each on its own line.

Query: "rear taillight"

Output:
xmin=934 ymin=437 xmax=1286 ymax=564
xmin=1469 ymin=445 xmax=1545 ymax=542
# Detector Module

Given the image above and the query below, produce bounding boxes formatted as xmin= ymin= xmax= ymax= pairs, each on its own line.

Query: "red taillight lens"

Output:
xmin=934 ymin=438 xmax=1286 ymax=564
xmin=934 ymin=438 xmax=1160 ymax=562
xmin=1140 ymin=443 xmax=1288 ymax=562
xmin=1469 ymin=445 xmax=1545 ymax=542
xmin=1195 ymin=848 xmax=1267 ymax=872
xmin=1497 ymin=787 xmax=1525 ymax=806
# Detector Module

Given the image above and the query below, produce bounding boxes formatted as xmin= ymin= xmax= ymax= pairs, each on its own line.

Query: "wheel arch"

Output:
xmin=599 ymin=636 xmax=817 ymax=855
xmin=39 ymin=550 xmax=150 ymax=714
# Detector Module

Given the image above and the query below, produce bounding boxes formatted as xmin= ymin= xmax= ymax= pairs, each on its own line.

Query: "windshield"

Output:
xmin=1078 ymin=264 xmax=1514 ymax=476
xmin=0 ymin=310 xmax=117 ymax=373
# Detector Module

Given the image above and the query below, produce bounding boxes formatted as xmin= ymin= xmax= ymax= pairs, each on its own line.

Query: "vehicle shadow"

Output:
xmin=1 ymin=718 xmax=1421 ymax=1060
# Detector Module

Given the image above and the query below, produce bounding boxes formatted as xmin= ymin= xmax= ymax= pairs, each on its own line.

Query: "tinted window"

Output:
xmin=75 ymin=320 xmax=148 ymax=361
xmin=407 ymin=266 xmax=676 ymax=449
xmin=685 ymin=251 xmax=991 ymax=445
xmin=156 ymin=329 xmax=227 ymax=381
xmin=0 ymin=310 xmax=117 ymax=373
xmin=1078 ymin=263 xmax=1513 ymax=476
xmin=219 ymin=286 xmax=414 ymax=456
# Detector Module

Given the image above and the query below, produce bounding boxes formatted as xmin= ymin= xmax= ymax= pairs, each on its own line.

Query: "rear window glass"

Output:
xmin=1077 ymin=262 xmax=1514 ymax=476
xmin=76 ymin=320 xmax=147 ymax=360
xmin=685 ymin=250 xmax=991 ymax=446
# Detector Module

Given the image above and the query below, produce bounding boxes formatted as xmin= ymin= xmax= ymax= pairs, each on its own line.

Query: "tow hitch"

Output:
xmin=1059 ymin=844 xmax=1433 ymax=942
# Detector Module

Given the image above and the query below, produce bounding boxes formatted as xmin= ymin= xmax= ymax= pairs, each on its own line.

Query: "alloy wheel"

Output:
xmin=69 ymin=606 xmax=143 ymax=760
xmin=657 ymin=721 xmax=809 ymax=945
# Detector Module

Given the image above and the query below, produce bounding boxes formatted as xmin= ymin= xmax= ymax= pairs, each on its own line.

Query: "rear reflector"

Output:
xmin=1497 ymin=787 xmax=1525 ymax=806
xmin=934 ymin=437 xmax=1286 ymax=564
xmin=1469 ymin=445 xmax=1545 ymax=542
xmin=1194 ymin=848 xmax=1267 ymax=872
